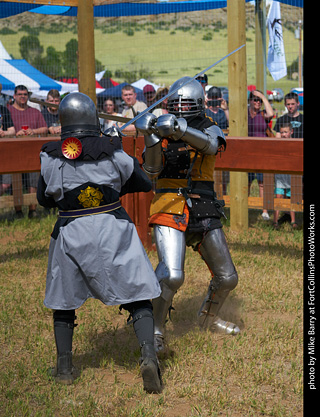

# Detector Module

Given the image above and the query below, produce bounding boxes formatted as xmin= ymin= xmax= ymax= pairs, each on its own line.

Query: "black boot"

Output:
xmin=126 ymin=302 xmax=163 ymax=393
xmin=52 ymin=351 xmax=74 ymax=385
xmin=140 ymin=342 xmax=163 ymax=394
xmin=52 ymin=310 xmax=76 ymax=385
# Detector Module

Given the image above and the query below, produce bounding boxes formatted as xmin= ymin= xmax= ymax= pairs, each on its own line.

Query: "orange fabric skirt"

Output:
xmin=149 ymin=204 xmax=189 ymax=232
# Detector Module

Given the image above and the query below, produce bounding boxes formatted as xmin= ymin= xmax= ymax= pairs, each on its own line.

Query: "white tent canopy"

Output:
xmin=31 ymin=81 xmax=105 ymax=99
xmin=0 ymin=58 xmax=62 ymax=96
xmin=131 ymin=78 xmax=162 ymax=92
xmin=0 ymin=40 xmax=11 ymax=60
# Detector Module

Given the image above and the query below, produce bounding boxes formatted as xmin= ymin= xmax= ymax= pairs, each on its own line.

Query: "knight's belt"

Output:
xmin=58 ymin=201 xmax=121 ymax=218
xmin=156 ymin=188 xmax=215 ymax=199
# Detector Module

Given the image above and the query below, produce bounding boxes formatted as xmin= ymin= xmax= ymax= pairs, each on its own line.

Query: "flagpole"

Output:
xmin=255 ymin=0 xmax=267 ymax=95
xmin=298 ymin=20 xmax=303 ymax=88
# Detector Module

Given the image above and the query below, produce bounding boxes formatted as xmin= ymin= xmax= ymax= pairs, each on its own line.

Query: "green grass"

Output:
xmin=1 ymin=21 xmax=301 ymax=93
xmin=0 ymin=209 xmax=303 ymax=416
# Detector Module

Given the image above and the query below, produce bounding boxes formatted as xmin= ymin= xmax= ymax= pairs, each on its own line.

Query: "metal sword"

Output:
xmin=28 ymin=97 xmax=129 ymax=124
xmin=119 ymin=43 xmax=245 ymax=132
xmin=29 ymin=44 xmax=244 ymax=129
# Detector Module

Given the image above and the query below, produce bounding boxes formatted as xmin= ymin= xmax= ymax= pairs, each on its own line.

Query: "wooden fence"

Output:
xmin=0 ymin=135 xmax=303 ymax=249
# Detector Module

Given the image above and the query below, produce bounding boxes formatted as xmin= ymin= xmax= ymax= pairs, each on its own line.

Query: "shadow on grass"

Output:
xmin=72 ymin=289 xmax=244 ymax=378
xmin=73 ymin=318 xmax=141 ymax=373
xmin=0 ymin=247 xmax=48 ymax=263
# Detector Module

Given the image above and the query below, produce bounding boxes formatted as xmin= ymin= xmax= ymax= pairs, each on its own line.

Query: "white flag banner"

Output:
xmin=267 ymin=1 xmax=287 ymax=81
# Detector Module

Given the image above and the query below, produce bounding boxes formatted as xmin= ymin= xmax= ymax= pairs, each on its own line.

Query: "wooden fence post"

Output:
xmin=263 ymin=173 xmax=275 ymax=211
xmin=291 ymin=175 xmax=303 ymax=212
xmin=227 ymin=0 xmax=248 ymax=230
xmin=77 ymin=0 xmax=96 ymax=104
xmin=12 ymin=174 xmax=23 ymax=208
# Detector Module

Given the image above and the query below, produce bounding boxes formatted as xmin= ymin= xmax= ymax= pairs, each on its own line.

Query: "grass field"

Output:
xmin=0 ymin=209 xmax=303 ymax=416
xmin=0 ymin=15 xmax=301 ymax=93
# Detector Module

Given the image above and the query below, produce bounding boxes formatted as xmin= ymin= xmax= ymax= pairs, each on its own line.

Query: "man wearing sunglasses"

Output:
xmin=196 ymin=74 xmax=208 ymax=93
xmin=206 ymin=86 xmax=229 ymax=131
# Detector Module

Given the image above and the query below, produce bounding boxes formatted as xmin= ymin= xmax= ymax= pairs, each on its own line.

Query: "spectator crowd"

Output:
xmin=0 ymin=80 xmax=303 ymax=226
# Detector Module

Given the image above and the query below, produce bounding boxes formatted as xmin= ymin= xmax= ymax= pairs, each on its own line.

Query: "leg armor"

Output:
xmin=152 ymin=225 xmax=186 ymax=354
xmin=52 ymin=309 xmax=77 ymax=385
xmin=198 ymin=228 xmax=240 ymax=335
xmin=122 ymin=300 xmax=162 ymax=393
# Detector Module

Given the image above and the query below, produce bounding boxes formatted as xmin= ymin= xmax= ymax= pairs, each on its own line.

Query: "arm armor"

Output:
xmin=178 ymin=119 xmax=226 ymax=155
xmin=156 ymin=114 xmax=226 ymax=155
xmin=135 ymin=113 xmax=164 ymax=179
xmin=143 ymin=141 xmax=163 ymax=179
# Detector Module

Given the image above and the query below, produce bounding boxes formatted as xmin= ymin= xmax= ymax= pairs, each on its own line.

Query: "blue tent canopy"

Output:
xmin=0 ymin=58 xmax=62 ymax=93
xmin=0 ymin=0 xmax=303 ymax=19
xmin=98 ymin=82 xmax=145 ymax=102
xmin=98 ymin=82 xmax=130 ymax=98
xmin=0 ymin=73 xmax=15 ymax=90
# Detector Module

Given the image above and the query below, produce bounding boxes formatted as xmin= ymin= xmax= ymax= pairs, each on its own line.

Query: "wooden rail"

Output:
xmin=0 ymin=136 xmax=303 ymax=175
xmin=0 ymin=135 xmax=303 ymax=248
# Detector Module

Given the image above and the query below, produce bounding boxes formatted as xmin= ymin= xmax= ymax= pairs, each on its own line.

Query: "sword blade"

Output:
xmin=98 ymin=112 xmax=129 ymax=124
xmin=29 ymin=97 xmax=130 ymax=124
xmin=119 ymin=43 xmax=245 ymax=132
xmin=29 ymin=97 xmax=59 ymax=109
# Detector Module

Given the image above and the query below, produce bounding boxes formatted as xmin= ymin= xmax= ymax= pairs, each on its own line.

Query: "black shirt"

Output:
xmin=0 ymin=105 xmax=14 ymax=131
xmin=274 ymin=113 xmax=304 ymax=138
xmin=41 ymin=107 xmax=60 ymax=128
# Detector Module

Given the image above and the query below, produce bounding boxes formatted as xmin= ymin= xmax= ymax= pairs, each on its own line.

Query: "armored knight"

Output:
xmin=135 ymin=77 xmax=240 ymax=357
xmin=37 ymin=92 xmax=162 ymax=393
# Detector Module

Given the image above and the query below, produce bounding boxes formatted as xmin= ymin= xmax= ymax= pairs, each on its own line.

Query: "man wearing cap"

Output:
xmin=206 ymin=86 xmax=229 ymax=131
xmin=195 ymin=74 xmax=208 ymax=93
xmin=143 ymin=84 xmax=156 ymax=107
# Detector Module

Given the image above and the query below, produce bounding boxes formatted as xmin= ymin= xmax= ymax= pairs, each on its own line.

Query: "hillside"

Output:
xmin=0 ymin=3 xmax=303 ymax=31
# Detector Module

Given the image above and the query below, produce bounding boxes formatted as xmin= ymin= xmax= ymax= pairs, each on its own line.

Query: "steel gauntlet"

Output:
xmin=156 ymin=114 xmax=225 ymax=155
xmin=135 ymin=113 xmax=161 ymax=148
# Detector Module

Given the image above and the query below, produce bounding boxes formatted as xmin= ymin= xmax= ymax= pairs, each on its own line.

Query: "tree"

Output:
xmin=19 ymin=35 xmax=44 ymax=67
xmin=62 ymin=38 xmax=104 ymax=78
xmin=44 ymin=46 xmax=63 ymax=79
xmin=62 ymin=39 xmax=79 ymax=78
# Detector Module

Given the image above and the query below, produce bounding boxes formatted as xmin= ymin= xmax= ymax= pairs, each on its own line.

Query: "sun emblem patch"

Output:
xmin=61 ymin=137 xmax=82 ymax=159
xmin=78 ymin=186 xmax=104 ymax=208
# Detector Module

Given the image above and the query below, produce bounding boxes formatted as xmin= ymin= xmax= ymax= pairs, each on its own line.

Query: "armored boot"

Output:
xmin=51 ymin=351 xmax=74 ymax=385
xmin=131 ymin=306 xmax=163 ymax=393
xmin=212 ymin=316 xmax=240 ymax=335
xmin=198 ymin=277 xmax=240 ymax=335
xmin=51 ymin=310 xmax=76 ymax=385
xmin=140 ymin=342 xmax=163 ymax=394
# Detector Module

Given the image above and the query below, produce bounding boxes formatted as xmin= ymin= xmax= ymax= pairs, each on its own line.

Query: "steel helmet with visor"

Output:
xmin=167 ymin=76 xmax=205 ymax=118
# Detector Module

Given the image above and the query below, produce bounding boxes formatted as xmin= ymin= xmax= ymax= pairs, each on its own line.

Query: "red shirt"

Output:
xmin=9 ymin=105 xmax=47 ymax=132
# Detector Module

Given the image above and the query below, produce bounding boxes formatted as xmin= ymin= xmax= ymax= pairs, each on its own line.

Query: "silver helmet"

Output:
xmin=167 ymin=76 xmax=205 ymax=118
xmin=59 ymin=92 xmax=100 ymax=138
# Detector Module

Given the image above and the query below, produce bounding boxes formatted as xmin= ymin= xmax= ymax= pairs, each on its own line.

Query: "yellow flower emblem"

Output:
xmin=78 ymin=186 xmax=104 ymax=208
